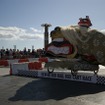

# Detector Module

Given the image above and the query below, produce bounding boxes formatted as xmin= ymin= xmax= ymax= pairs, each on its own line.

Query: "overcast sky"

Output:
xmin=0 ymin=0 xmax=105 ymax=50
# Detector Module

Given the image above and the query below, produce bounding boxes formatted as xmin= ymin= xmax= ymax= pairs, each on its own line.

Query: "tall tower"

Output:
xmin=41 ymin=23 xmax=51 ymax=49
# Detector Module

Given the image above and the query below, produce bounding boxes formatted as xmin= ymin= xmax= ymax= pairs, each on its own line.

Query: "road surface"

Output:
xmin=0 ymin=67 xmax=105 ymax=105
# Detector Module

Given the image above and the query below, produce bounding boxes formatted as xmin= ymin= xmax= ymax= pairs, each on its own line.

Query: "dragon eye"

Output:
xmin=50 ymin=31 xmax=55 ymax=36
xmin=54 ymin=26 xmax=61 ymax=31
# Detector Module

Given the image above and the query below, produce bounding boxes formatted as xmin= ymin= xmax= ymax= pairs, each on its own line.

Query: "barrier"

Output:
xmin=11 ymin=68 xmax=105 ymax=85
xmin=28 ymin=61 xmax=42 ymax=70
xmin=8 ymin=59 xmax=18 ymax=66
xmin=10 ymin=62 xmax=105 ymax=85
xmin=18 ymin=59 xmax=29 ymax=63
xmin=0 ymin=58 xmax=38 ymax=67
xmin=0 ymin=60 xmax=9 ymax=66
xmin=0 ymin=60 xmax=3 ymax=66
xmin=0 ymin=57 xmax=49 ymax=67
xmin=38 ymin=57 xmax=48 ymax=62
xmin=34 ymin=62 xmax=42 ymax=70
xmin=10 ymin=61 xmax=43 ymax=75
xmin=11 ymin=62 xmax=29 ymax=75
xmin=28 ymin=58 xmax=39 ymax=62
xmin=3 ymin=60 xmax=9 ymax=66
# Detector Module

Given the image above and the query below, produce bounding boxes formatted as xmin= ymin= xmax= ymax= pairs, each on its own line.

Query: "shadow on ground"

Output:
xmin=9 ymin=78 xmax=105 ymax=101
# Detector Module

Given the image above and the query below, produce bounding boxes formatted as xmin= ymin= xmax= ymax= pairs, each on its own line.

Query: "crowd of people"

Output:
xmin=0 ymin=47 xmax=46 ymax=60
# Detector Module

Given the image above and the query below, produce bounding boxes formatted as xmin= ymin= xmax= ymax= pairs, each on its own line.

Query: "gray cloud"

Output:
xmin=0 ymin=26 xmax=43 ymax=40
xmin=101 ymin=29 xmax=105 ymax=35
xmin=0 ymin=26 xmax=105 ymax=41
xmin=0 ymin=34 xmax=13 ymax=38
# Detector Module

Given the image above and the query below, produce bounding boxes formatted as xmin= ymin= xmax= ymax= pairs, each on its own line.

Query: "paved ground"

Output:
xmin=0 ymin=67 xmax=10 ymax=76
xmin=0 ymin=67 xmax=105 ymax=105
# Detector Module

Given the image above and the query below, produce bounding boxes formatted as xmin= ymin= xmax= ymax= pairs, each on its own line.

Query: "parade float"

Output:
xmin=45 ymin=16 xmax=105 ymax=74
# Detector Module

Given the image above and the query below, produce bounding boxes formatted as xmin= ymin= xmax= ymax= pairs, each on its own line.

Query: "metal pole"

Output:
xmin=41 ymin=23 xmax=51 ymax=49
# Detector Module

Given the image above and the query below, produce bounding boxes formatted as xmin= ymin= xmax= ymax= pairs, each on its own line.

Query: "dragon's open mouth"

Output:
xmin=47 ymin=45 xmax=70 ymax=55
xmin=46 ymin=38 xmax=73 ymax=55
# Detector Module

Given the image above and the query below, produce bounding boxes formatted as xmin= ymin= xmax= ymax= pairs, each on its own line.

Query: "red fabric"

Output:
xmin=83 ymin=54 xmax=97 ymax=62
